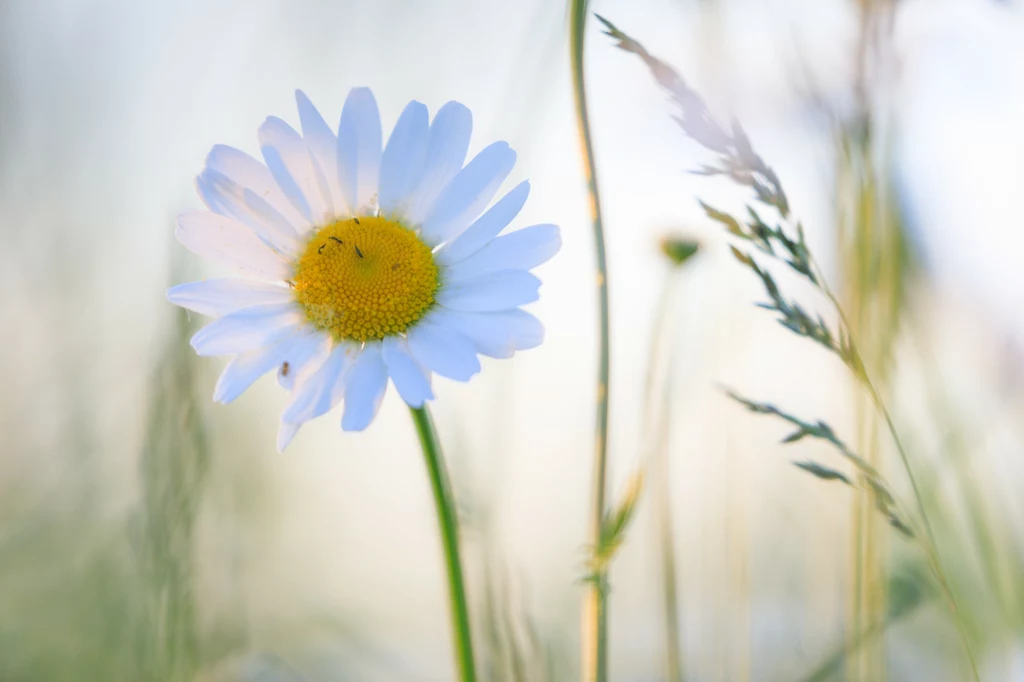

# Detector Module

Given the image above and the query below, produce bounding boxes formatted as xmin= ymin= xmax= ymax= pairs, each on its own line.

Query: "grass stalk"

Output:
xmin=645 ymin=269 xmax=683 ymax=682
xmin=644 ymin=240 xmax=699 ymax=682
xmin=410 ymin=406 xmax=477 ymax=682
xmin=844 ymin=5 xmax=897 ymax=674
xmin=815 ymin=277 xmax=981 ymax=681
xmin=836 ymin=132 xmax=890 ymax=682
xmin=568 ymin=2 xmax=612 ymax=681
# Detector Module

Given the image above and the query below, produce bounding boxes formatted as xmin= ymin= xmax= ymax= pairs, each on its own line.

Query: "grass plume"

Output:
xmin=598 ymin=14 xmax=981 ymax=679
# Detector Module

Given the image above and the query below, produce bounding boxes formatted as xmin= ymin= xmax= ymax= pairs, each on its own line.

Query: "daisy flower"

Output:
xmin=168 ymin=88 xmax=560 ymax=450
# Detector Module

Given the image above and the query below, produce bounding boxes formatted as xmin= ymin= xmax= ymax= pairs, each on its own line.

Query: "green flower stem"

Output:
xmin=569 ymin=2 xmax=612 ymax=682
xmin=410 ymin=406 xmax=477 ymax=682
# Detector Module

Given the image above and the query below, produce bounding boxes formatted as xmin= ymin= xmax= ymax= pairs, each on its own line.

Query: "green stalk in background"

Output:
xmin=841 ymin=3 xmax=901 ymax=678
xmin=568 ymin=3 xmax=612 ymax=682
xmin=410 ymin=406 xmax=477 ymax=682
xmin=816 ymin=274 xmax=981 ymax=682
xmin=136 ymin=306 xmax=210 ymax=682
xmin=648 ymin=239 xmax=699 ymax=682
xmin=836 ymin=130 xmax=904 ymax=681
xmin=904 ymin=317 xmax=1024 ymax=653
xmin=650 ymin=271 xmax=683 ymax=682
xmin=839 ymin=143 xmax=894 ymax=682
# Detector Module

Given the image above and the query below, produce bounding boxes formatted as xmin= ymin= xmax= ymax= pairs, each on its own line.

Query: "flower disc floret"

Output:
xmin=293 ymin=216 xmax=439 ymax=342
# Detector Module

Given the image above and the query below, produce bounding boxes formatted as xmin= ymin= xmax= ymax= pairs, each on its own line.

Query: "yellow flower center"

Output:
xmin=292 ymin=216 xmax=439 ymax=342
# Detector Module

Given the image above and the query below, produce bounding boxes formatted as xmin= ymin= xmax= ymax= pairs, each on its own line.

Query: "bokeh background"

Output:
xmin=2 ymin=0 xmax=1024 ymax=680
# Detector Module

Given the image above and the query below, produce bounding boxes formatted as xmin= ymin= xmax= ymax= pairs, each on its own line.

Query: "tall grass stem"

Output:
xmin=646 ymin=272 xmax=684 ymax=682
xmin=569 ymin=3 xmax=612 ymax=682
xmin=816 ymin=276 xmax=981 ymax=681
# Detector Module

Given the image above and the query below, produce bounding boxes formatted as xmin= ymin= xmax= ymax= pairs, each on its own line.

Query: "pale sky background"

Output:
xmin=2 ymin=0 xmax=1023 ymax=680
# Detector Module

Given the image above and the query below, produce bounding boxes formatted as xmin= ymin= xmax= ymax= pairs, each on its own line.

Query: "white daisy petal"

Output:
xmin=444 ymin=223 xmax=561 ymax=282
xmin=204 ymin=144 xmax=311 ymax=232
xmin=167 ymin=279 xmax=294 ymax=317
xmin=282 ymin=341 xmax=358 ymax=423
xmin=295 ymin=90 xmax=346 ymax=214
xmin=213 ymin=327 xmax=308 ymax=404
xmin=336 ymin=87 xmax=382 ymax=214
xmin=277 ymin=420 xmax=303 ymax=452
xmin=381 ymin=336 xmax=433 ymax=407
xmin=259 ymin=116 xmax=334 ymax=224
xmin=277 ymin=330 xmax=332 ymax=390
xmin=196 ymin=168 xmax=301 ymax=257
xmin=435 ymin=180 xmax=530 ymax=266
xmin=173 ymin=90 xmax=557 ymax=436
xmin=341 ymin=341 xmax=389 ymax=431
xmin=435 ymin=271 xmax=541 ymax=312
xmin=378 ymin=101 xmax=430 ymax=217
xmin=243 ymin=188 xmax=306 ymax=243
xmin=403 ymin=101 xmax=472 ymax=225
xmin=428 ymin=308 xmax=544 ymax=359
xmin=419 ymin=141 xmax=517 ymax=246
xmin=407 ymin=318 xmax=481 ymax=381
xmin=175 ymin=211 xmax=292 ymax=279
xmin=190 ymin=303 xmax=304 ymax=356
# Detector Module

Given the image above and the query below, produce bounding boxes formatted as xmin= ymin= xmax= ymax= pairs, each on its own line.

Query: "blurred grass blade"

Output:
xmin=133 ymin=298 xmax=211 ymax=681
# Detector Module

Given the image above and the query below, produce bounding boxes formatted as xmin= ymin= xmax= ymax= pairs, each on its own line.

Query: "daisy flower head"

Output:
xmin=168 ymin=88 xmax=560 ymax=450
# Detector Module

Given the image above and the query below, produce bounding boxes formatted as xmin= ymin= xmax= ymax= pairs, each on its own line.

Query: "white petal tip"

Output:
xmin=341 ymin=416 xmax=371 ymax=432
xmin=165 ymin=285 xmax=196 ymax=310
xmin=400 ymin=394 xmax=429 ymax=409
xmin=212 ymin=382 xmax=236 ymax=405
xmin=189 ymin=333 xmax=217 ymax=357
xmin=454 ymin=365 xmax=483 ymax=383
xmin=439 ymin=100 xmax=472 ymax=119
xmin=277 ymin=421 xmax=301 ymax=452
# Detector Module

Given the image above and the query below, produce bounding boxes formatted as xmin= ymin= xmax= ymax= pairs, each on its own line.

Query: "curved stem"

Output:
xmin=816 ymin=274 xmax=980 ymax=681
xmin=410 ymin=406 xmax=477 ymax=682
xmin=645 ymin=272 xmax=684 ymax=682
xmin=865 ymin=382 xmax=979 ymax=681
xmin=569 ymin=3 xmax=612 ymax=682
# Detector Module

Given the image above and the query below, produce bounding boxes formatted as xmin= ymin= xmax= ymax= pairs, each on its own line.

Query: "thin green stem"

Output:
xmin=816 ymin=275 xmax=980 ymax=681
xmin=645 ymin=272 xmax=684 ymax=682
xmin=865 ymin=382 xmax=979 ymax=680
xmin=410 ymin=406 xmax=477 ymax=682
xmin=569 ymin=3 xmax=612 ymax=682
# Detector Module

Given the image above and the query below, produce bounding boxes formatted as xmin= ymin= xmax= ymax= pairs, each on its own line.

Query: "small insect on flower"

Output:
xmin=167 ymin=88 xmax=561 ymax=450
